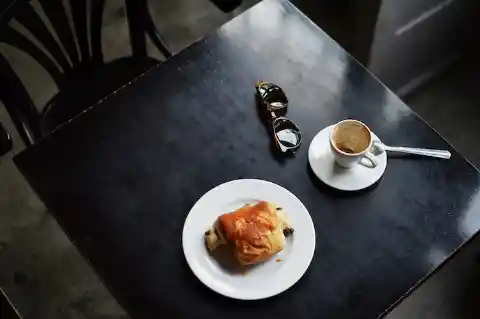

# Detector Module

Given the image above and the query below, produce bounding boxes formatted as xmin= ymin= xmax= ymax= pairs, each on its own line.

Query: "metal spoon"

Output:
xmin=372 ymin=140 xmax=451 ymax=159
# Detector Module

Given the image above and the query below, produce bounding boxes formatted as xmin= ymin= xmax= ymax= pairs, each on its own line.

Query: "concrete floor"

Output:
xmin=0 ymin=0 xmax=479 ymax=318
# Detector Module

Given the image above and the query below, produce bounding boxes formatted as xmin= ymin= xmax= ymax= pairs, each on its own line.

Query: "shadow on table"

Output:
xmin=306 ymin=163 xmax=382 ymax=197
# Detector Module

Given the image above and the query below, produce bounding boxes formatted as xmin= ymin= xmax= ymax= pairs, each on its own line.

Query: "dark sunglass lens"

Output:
xmin=257 ymin=82 xmax=288 ymax=110
xmin=264 ymin=90 xmax=288 ymax=109
xmin=273 ymin=119 xmax=301 ymax=149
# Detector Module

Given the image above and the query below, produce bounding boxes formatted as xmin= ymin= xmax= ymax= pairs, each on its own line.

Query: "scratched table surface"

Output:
xmin=14 ymin=0 xmax=480 ymax=318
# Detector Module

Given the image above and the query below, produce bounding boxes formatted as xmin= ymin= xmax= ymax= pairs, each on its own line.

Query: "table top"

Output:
xmin=14 ymin=0 xmax=480 ymax=318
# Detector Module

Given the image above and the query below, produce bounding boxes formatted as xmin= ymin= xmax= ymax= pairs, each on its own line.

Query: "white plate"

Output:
xmin=308 ymin=125 xmax=387 ymax=191
xmin=182 ymin=179 xmax=316 ymax=300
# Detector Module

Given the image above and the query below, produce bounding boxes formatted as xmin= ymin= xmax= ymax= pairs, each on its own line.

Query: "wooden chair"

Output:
xmin=0 ymin=0 xmax=171 ymax=147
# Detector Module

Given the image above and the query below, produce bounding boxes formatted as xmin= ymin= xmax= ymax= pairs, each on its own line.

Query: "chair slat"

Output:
xmin=40 ymin=0 xmax=80 ymax=66
xmin=0 ymin=25 xmax=63 ymax=86
xmin=15 ymin=2 xmax=71 ymax=71
xmin=70 ymin=0 xmax=89 ymax=62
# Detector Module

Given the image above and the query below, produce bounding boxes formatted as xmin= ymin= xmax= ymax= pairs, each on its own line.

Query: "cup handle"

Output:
xmin=359 ymin=152 xmax=377 ymax=168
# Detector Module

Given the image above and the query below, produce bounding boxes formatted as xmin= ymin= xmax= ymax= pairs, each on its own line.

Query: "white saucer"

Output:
xmin=308 ymin=125 xmax=387 ymax=191
xmin=182 ymin=179 xmax=316 ymax=300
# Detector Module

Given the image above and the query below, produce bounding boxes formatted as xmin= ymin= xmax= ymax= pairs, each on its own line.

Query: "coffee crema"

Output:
xmin=331 ymin=121 xmax=371 ymax=155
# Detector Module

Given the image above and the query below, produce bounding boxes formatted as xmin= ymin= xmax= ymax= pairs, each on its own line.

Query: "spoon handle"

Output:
xmin=384 ymin=146 xmax=451 ymax=159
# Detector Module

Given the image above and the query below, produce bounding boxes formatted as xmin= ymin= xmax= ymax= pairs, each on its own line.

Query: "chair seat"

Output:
xmin=42 ymin=57 xmax=160 ymax=133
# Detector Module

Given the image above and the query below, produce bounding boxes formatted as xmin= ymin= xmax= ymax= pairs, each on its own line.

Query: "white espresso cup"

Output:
xmin=329 ymin=119 xmax=377 ymax=169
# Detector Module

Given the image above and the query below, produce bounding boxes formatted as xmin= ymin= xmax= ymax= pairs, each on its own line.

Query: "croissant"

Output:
xmin=205 ymin=201 xmax=293 ymax=265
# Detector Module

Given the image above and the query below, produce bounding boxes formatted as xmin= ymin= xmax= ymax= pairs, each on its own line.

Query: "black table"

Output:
xmin=13 ymin=0 xmax=480 ymax=318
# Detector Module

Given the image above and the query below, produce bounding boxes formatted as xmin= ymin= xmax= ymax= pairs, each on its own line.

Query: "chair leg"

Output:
xmin=0 ymin=54 xmax=41 ymax=146
xmin=144 ymin=12 xmax=172 ymax=59
xmin=125 ymin=0 xmax=172 ymax=59
xmin=125 ymin=0 xmax=147 ymax=57
xmin=0 ymin=123 xmax=13 ymax=155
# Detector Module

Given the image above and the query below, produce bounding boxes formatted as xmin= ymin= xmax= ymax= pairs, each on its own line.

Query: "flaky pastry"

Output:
xmin=205 ymin=201 xmax=293 ymax=265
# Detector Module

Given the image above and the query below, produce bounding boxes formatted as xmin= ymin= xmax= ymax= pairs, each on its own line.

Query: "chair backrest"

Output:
xmin=0 ymin=0 xmax=106 ymax=88
xmin=0 ymin=0 xmax=106 ymax=146
xmin=0 ymin=0 xmax=170 ymax=146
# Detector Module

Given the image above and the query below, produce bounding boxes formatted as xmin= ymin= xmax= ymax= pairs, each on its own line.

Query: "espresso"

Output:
xmin=332 ymin=121 xmax=371 ymax=154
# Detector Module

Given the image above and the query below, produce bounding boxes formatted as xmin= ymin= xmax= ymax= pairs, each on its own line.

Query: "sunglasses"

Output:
xmin=256 ymin=81 xmax=302 ymax=153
